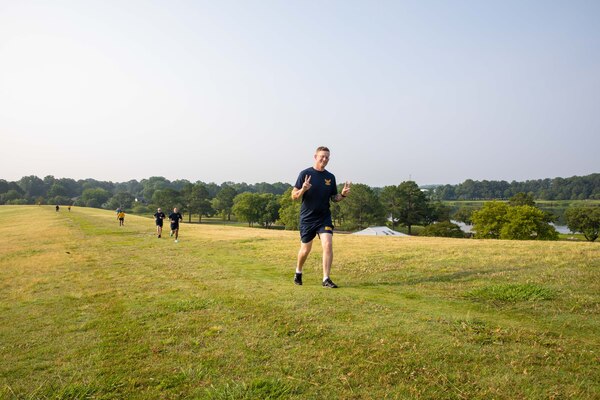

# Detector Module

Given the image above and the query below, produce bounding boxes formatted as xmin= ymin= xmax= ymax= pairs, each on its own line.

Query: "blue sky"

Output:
xmin=1 ymin=0 xmax=598 ymax=186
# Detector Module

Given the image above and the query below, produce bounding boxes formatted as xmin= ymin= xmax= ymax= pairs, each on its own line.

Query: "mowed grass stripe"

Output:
xmin=0 ymin=205 xmax=599 ymax=399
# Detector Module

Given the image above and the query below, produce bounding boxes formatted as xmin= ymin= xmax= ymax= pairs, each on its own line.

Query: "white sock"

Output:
xmin=323 ymin=276 xmax=329 ymax=282
xmin=295 ymin=269 xmax=302 ymax=274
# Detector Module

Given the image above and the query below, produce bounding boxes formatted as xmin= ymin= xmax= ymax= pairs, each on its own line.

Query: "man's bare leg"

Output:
xmin=294 ymin=241 xmax=313 ymax=285
xmin=320 ymin=233 xmax=337 ymax=288
xmin=321 ymin=233 xmax=333 ymax=279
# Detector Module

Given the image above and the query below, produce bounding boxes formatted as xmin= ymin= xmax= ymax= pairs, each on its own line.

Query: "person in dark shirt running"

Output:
xmin=169 ymin=207 xmax=183 ymax=243
xmin=292 ymin=146 xmax=351 ymax=288
xmin=154 ymin=208 xmax=166 ymax=238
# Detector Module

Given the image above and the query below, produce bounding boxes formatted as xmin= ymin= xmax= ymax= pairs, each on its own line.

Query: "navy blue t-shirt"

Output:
xmin=295 ymin=167 xmax=337 ymax=224
xmin=154 ymin=212 xmax=166 ymax=222
xmin=169 ymin=212 xmax=182 ymax=224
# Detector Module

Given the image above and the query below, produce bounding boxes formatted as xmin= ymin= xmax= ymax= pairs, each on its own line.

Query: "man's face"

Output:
xmin=174 ymin=208 xmax=178 ymax=213
xmin=158 ymin=208 xmax=161 ymax=212
xmin=314 ymin=150 xmax=330 ymax=170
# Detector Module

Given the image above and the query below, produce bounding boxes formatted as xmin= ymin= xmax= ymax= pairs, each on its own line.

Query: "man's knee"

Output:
xmin=299 ymin=242 xmax=312 ymax=257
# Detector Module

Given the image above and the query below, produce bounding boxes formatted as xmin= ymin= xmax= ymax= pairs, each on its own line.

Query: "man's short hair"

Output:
xmin=316 ymin=146 xmax=330 ymax=153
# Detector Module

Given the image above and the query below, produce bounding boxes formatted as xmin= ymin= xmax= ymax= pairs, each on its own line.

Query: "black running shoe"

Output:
xmin=322 ymin=278 xmax=338 ymax=288
xmin=294 ymin=273 xmax=303 ymax=286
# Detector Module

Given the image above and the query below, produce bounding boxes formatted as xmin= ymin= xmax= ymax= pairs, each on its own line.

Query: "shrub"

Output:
xmin=420 ymin=221 xmax=465 ymax=238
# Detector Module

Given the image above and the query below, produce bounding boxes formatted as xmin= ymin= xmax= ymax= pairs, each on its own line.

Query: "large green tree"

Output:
xmin=107 ymin=192 xmax=136 ymax=211
xmin=142 ymin=177 xmax=171 ymax=201
xmin=396 ymin=181 xmax=429 ymax=235
xmin=258 ymin=193 xmax=281 ymax=228
xmin=424 ymin=200 xmax=451 ymax=225
xmin=452 ymin=207 xmax=475 ymax=225
xmin=232 ymin=192 xmax=281 ymax=228
xmin=47 ymin=182 xmax=68 ymax=199
xmin=182 ymin=183 xmax=213 ymax=223
xmin=58 ymin=178 xmax=82 ymax=198
xmin=81 ymin=188 xmax=111 ymax=208
xmin=18 ymin=175 xmax=46 ymax=200
xmin=380 ymin=185 xmax=402 ymax=230
xmin=212 ymin=185 xmax=237 ymax=221
xmin=151 ymin=189 xmax=182 ymax=213
xmin=471 ymin=201 xmax=510 ymax=239
xmin=278 ymin=187 xmax=300 ymax=230
xmin=1 ymin=189 xmax=25 ymax=204
xmin=509 ymin=192 xmax=536 ymax=207
xmin=473 ymin=202 xmax=558 ymax=240
xmin=0 ymin=179 xmax=11 ymax=195
xmin=338 ymin=183 xmax=385 ymax=230
xmin=232 ymin=192 xmax=262 ymax=227
xmin=420 ymin=221 xmax=465 ymax=238
xmin=565 ymin=206 xmax=600 ymax=242
xmin=500 ymin=205 xmax=558 ymax=240
xmin=81 ymin=179 xmax=114 ymax=193
xmin=0 ymin=179 xmax=25 ymax=195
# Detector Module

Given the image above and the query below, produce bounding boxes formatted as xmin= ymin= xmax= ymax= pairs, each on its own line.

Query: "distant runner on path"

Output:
xmin=154 ymin=208 xmax=166 ymax=238
xmin=169 ymin=207 xmax=183 ymax=243
xmin=117 ymin=210 xmax=125 ymax=226
xmin=292 ymin=146 xmax=351 ymax=288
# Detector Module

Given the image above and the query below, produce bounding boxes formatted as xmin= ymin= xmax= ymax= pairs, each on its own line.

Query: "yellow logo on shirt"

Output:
xmin=325 ymin=226 xmax=333 ymax=231
xmin=325 ymin=179 xmax=331 ymax=186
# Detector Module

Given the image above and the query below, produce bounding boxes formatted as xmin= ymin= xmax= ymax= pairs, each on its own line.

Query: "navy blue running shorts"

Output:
xmin=300 ymin=218 xmax=334 ymax=243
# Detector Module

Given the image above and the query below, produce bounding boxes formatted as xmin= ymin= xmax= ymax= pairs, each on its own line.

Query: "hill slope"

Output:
xmin=1 ymin=206 xmax=599 ymax=399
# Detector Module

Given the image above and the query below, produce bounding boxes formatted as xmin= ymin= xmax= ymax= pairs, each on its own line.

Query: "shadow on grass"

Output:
xmin=348 ymin=267 xmax=521 ymax=288
xmin=182 ymin=220 xmax=286 ymax=230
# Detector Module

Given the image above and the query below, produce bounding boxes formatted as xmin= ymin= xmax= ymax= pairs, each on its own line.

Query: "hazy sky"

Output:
xmin=1 ymin=1 xmax=599 ymax=186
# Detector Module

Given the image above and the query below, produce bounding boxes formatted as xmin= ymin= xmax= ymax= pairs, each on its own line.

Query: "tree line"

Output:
xmin=433 ymin=173 xmax=600 ymax=200
xmin=0 ymin=176 xmax=289 ymax=209
xmin=0 ymin=175 xmax=446 ymax=232
xmin=1 ymin=174 xmax=598 ymax=241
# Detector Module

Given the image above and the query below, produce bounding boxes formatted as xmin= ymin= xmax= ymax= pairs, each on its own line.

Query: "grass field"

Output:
xmin=1 ymin=206 xmax=599 ymax=399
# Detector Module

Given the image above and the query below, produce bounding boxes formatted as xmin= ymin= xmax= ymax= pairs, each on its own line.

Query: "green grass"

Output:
xmin=1 ymin=205 xmax=599 ymax=399
xmin=466 ymin=283 xmax=556 ymax=303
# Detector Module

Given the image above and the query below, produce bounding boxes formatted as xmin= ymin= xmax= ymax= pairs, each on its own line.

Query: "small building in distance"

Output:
xmin=353 ymin=226 xmax=408 ymax=236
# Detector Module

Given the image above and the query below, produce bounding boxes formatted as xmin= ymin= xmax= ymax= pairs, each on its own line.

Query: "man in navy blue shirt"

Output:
xmin=169 ymin=207 xmax=183 ymax=243
xmin=154 ymin=208 xmax=166 ymax=238
xmin=292 ymin=146 xmax=351 ymax=288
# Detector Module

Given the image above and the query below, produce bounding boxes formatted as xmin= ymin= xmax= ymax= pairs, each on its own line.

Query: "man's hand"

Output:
xmin=302 ymin=175 xmax=312 ymax=191
xmin=341 ymin=181 xmax=351 ymax=197
xmin=292 ymin=175 xmax=312 ymax=200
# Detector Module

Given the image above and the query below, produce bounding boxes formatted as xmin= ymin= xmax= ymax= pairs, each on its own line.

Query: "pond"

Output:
xmin=451 ymin=221 xmax=572 ymax=235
